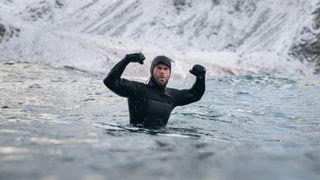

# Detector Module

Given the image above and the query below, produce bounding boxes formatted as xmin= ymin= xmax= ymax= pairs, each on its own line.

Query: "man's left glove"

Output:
xmin=189 ymin=64 xmax=206 ymax=79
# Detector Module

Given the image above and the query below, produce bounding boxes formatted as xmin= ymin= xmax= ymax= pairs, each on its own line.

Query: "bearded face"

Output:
xmin=152 ymin=64 xmax=171 ymax=87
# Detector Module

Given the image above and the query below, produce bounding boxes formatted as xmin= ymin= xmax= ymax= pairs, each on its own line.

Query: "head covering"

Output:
xmin=150 ymin=55 xmax=172 ymax=76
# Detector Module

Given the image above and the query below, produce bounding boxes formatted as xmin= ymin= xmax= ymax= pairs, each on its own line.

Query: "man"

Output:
xmin=104 ymin=52 xmax=206 ymax=128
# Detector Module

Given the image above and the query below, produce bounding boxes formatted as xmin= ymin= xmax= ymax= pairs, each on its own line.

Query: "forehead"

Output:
xmin=154 ymin=63 xmax=170 ymax=68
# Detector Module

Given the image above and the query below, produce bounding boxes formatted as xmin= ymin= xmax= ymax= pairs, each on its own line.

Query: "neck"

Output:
xmin=147 ymin=77 xmax=166 ymax=91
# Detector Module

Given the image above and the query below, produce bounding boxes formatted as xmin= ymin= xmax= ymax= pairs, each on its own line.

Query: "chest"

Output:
xmin=141 ymin=86 xmax=174 ymax=105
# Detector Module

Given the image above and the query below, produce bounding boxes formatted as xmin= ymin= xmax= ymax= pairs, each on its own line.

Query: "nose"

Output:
xmin=159 ymin=68 xmax=165 ymax=74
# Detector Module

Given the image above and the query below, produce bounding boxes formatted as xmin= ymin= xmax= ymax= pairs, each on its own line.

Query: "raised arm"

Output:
xmin=103 ymin=52 xmax=145 ymax=97
xmin=174 ymin=64 xmax=206 ymax=106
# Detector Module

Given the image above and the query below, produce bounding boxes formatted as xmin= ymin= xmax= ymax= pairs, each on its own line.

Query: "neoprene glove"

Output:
xmin=190 ymin=64 xmax=206 ymax=79
xmin=125 ymin=52 xmax=145 ymax=64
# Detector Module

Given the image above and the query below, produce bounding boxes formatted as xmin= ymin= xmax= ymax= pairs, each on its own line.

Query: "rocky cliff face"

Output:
xmin=0 ymin=21 xmax=20 ymax=44
xmin=19 ymin=0 xmax=64 ymax=22
xmin=12 ymin=0 xmax=313 ymax=52
xmin=289 ymin=7 xmax=320 ymax=74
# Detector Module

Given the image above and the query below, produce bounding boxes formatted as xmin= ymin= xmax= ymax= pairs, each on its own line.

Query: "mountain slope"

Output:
xmin=1 ymin=0 xmax=319 ymax=75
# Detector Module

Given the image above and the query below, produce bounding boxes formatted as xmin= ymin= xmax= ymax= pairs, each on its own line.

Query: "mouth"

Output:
xmin=156 ymin=76 xmax=167 ymax=86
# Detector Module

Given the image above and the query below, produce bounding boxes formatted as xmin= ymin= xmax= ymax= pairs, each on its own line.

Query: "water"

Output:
xmin=0 ymin=62 xmax=320 ymax=180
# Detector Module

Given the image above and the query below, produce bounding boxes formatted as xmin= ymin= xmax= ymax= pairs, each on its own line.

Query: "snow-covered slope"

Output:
xmin=1 ymin=0 xmax=320 ymax=76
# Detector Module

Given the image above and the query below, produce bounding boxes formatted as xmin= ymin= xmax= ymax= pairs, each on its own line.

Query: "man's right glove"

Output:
xmin=125 ymin=52 xmax=145 ymax=64
xmin=189 ymin=64 xmax=206 ymax=79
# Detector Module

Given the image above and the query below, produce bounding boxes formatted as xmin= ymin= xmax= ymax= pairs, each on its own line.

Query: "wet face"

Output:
xmin=152 ymin=64 xmax=171 ymax=87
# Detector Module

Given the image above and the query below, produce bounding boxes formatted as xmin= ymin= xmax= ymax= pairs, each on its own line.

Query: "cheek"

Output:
xmin=153 ymin=69 xmax=159 ymax=77
xmin=166 ymin=71 xmax=171 ymax=78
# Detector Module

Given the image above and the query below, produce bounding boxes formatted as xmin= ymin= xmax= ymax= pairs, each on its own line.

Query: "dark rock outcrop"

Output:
xmin=289 ymin=7 xmax=320 ymax=74
xmin=19 ymin=0 xmax=65 ymax=22
xmin=0 ymin=22 xmax=20 ymax=43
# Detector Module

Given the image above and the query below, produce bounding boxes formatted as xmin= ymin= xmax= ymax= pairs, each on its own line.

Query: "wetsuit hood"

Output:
xmin=150 ymin=55 xmax=172 ymax=76
xmin=149 ymin=55 xmax=172 ymax=89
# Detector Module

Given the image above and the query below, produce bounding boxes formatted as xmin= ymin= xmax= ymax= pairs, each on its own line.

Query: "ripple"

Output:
xmin=0 ymin=147 xmax=30 ymax=154
xmin=29 ymin=137 xmax=99 ymax=145
xmin=197 ymin=151 xmax=214 ymax=160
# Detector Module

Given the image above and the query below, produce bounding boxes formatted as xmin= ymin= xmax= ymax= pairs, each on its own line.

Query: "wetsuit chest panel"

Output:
xmin=143 ymin=86 xmax=172 ymax=104
xmin=143 ymin=99 xmax=173 ymax=127
xmin=127 ymin=85 xmax=173 ymax=126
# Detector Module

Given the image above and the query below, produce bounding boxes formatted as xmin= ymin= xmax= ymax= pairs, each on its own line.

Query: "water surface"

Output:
xmin=0 ymin=62 xmax=319 ymax=180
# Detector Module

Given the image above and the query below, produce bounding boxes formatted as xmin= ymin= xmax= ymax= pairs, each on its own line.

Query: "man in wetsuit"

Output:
xmin=104 ymin=52 xmax=206 ymax=128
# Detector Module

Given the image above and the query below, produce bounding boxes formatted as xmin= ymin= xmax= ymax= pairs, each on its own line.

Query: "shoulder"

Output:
xmin=166 ymin=87 xmax=184 ymax=97
xmin=121 ymin=79 xmax=145 ymax=86
xmin=131 ymin=80 xmax=145 ymax=86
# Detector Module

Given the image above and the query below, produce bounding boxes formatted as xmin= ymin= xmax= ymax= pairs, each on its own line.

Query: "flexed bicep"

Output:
xmin=104 ymin=52 xmax=145 ymax=97
xmin=106 ymin=78 xmax=139 ymax=97
xmin=174 ymin=65 xmax=206 ymax=106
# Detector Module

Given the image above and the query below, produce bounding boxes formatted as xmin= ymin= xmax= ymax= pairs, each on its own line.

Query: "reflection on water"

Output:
xmin=0 ymin=62 xmax=320 ymax=180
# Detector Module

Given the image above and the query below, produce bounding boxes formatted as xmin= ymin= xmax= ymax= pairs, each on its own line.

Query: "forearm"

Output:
xmin=190 ymin=76 xmax=205 ymax=101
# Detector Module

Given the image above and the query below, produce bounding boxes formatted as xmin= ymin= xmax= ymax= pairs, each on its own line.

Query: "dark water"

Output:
xmin=0 ymin=62 xmax=320 ymax=180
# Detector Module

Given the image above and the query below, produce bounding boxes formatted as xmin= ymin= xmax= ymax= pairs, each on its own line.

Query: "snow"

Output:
xmin=0 ymin=0 xmax=318 ymax=77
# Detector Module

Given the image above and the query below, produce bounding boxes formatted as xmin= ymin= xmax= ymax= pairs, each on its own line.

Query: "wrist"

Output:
xmin=196 ymin=74 xmax=205 ymax=80
xmin=123 ymin=56 xmax=132 ymax=63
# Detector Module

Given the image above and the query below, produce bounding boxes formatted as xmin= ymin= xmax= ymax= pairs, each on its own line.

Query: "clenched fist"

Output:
xmin=125 ymin=52 xmax=145 ymax=64
xmin=189 ymin=64 xmax=206 ymax=79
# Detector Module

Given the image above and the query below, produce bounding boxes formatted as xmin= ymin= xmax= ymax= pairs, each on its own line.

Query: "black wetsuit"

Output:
xmin=104 ymin=57 xmax=205 ymax=128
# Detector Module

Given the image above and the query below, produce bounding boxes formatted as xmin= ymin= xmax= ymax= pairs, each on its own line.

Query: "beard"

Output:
xmin=152 ymin=75 xmax=169 ymax=87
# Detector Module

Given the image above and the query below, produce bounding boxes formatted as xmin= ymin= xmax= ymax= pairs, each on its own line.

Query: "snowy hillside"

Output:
xmin=0 ymin=0 xmax=320 ymax=76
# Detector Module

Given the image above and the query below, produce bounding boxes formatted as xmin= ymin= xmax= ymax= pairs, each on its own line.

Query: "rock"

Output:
xmin=0 ymin=23 xmax=6 ymax=37
xmin=3 ymin=62 xmax=15 ymax=65
xmin=289 ymin=8 xmax=320 ymax=74
xmin=0 ymin=23 xmax=6 ymax=43
xmin=0 ymin=22 xmax=20 ymax=43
